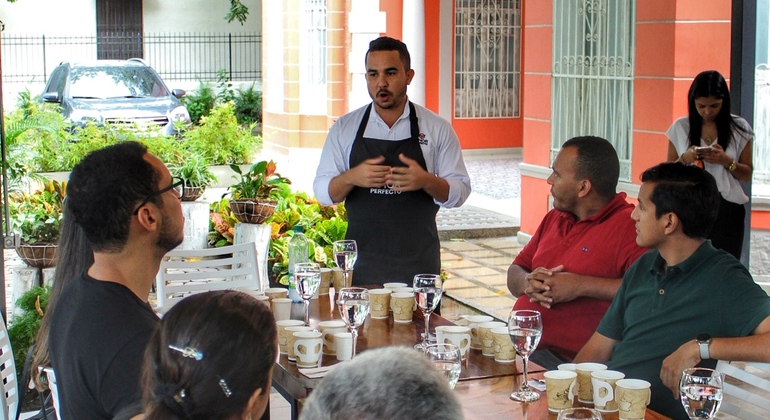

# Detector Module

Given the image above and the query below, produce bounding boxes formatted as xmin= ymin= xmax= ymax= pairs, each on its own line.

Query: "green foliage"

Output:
xmin=170 ymin=153 xmax=217 ymax=188
xmin=9 ymin=180 xmax=66 ymax=244
xmin=234 ymin=83 xmax=262 ymax=125
xmin=8 ymin=286 xmax=51 ymax=373
xmin=181 ymin=102 xmax=261 ymax=165
xmin=216 ymin=69 xmax=235 ymax=103
xmin=181 ymin=81 xmax=216 ymax=124
xmin=225 ymin=0 xmax=250 ymax=24
xmin=228 ymin=160 xmax=290 ymax=200
xmin=208 ymin=198 xmax=238 ymax=247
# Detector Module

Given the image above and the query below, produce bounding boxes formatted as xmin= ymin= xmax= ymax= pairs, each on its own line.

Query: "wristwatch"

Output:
xmin=696 ymin=334 xmax=712 ymax=359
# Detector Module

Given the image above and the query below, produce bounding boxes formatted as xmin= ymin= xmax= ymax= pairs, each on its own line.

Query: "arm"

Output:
xmin=574 ymin=332 xmax=617 ymax=363
xmin=697 ymin=139 xmax=753 ymax=183
xmin=660 ymin=315 xmax=770 ymax=397
xmin=507 ymin=263 xmax=531 ymax=297
xmin=536 ymin=272 xmax=622 ymax=305
xmin=668 ymin=141 xmax=699 ymax=164
xmin=327 ymin=156 xmax=391 ymax=202
xmin=388 ymin=153 xmax=450 ymax=202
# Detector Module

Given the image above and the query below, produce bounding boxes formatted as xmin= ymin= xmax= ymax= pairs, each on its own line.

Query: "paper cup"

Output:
xmin=293 ymin=331 xmax=323 ymax=368
xmin=575 ymin=362 xmax=608 ymax=403
xmin=318 ymin=320 xmax=347 ymax=355
xmin=368 ymin=289 xmax=392 ymax=319
xmin=318 ymin=268 xmax=332 ymax=295
xmin=478 ymin=321 xmax=506 ymax=356
xmin=265 ymin=287 xmax=288 ymax=301
xmin=332 ymin=268 xmax=353 ymax=290
xmin=285 ymin=326 xmax=313 ymax=361
xmin=615 ymin=379 xmax=651 ymax=420
xmin=390 ymin=292 xmax=414 ymax=323
xmin=383 ymin=282 xmax=408 ymax=290
xmin=276 ymin=320 xmax=305 ymax=354
xmin=465 ymin=315 xmax=493 ymax=349
xmin=436 ymin=326 xmax=472 ymax=360
xmin=491 ymin=326 xmax=516 ymax=363
xmin=271 ymin=297 xmax=293 ymax=321
xmin=592 ymin=370 xmax=626 ymax=412
xmin=558 ymin=363 xmax=577 ymax=372
xmin=334 ymin=332 xmax=353 ymax=361
xmin=544 ymin=370 xmax=578 ymax=412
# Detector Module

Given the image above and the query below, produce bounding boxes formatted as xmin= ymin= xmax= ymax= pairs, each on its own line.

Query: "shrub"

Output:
xmin=182 ymin=81 xmax=216 ymax=124
xmin=234 ymin=83 xmax=262 ymax=125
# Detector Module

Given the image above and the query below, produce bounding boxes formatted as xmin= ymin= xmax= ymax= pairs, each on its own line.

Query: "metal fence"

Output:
xmin=1 ymin=32 xmax=262 ymax=84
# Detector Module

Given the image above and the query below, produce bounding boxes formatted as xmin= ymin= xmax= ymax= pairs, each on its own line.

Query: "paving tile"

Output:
xmin=471 ymin=295 xmax=517 ymax=308
xmin=474 ymin=255 xmax=515 ymax=266
xmin=491 ymin=307 xmax=512 ymax=321
xmin=447 ymin=287 xmax=501 ymax=299
xmin=440 ymin=251 xmax=462 ymax=261
xmin=443 ymin=278 xmax=479 ymax=290
xmin=442 ymin=258 xmax=482 ymax=269
xmin=474 ymin=273 xmax=508 ymax=287
xmin=460 ymin=248 xmax=509 ymax=258
xmin=448 ymin=266 xmax=504 ymax=277
xmin=475 ymin=238 xmax=524 ymax=250
xmin=440 ymin=240 xmax=485 ymax=252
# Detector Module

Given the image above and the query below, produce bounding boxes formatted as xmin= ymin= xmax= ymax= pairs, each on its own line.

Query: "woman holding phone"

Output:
xmin=666 ymin=70 xmax=753 ymax=259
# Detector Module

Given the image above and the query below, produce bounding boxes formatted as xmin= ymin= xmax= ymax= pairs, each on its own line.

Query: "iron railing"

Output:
xmin=1 ymin=32 xmax=262 ymax=84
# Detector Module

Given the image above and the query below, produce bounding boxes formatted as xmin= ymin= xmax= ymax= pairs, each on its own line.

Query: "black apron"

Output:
xmin=345 ymin=102 xmax=441 ymax=286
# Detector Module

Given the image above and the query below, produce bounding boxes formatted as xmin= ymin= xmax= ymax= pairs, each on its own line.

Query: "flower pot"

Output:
xmin=181 ymin=186 xmax=206 ymax=202
xmin=229 ymin=199 xmax=276 ymax=224
xmin=15 ymin=243 xmax=58 ymax=268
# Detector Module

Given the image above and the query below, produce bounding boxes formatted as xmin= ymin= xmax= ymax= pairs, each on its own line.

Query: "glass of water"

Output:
xmin=680 ymin=367 xmax=723 ymax=419
xmin=293 ymin=262 xmax=321 ymax=326
xmin=508 ymin=310 xmax=542 ymax=402
xmin=337 ymin=287 xmax=370 ymax=357
xmin=424 ymin=343 xmax=461 ymax=389
xmin=556 ymin=408 xmax=602 ymax=420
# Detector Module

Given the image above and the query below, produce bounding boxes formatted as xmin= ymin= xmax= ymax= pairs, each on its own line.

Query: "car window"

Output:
xmin=69 ymin=67 xmax=168 ymax=99
xmin=46 ymin=68 xmax=66 ymax=94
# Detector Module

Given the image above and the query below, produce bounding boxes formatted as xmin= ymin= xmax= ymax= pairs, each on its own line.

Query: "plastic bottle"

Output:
xmin=287 ymin=225 xmax=309 ymax=302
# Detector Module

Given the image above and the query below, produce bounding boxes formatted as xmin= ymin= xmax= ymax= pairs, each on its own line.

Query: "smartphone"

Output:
xmin=695 ymin=146 xmax=712 ymax=153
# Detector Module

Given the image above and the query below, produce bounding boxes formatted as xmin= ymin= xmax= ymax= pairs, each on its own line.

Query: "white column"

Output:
xmin=349 ymin=0 xmax=387 ymax=110
xmin=402 ymin=0 xmax=425 ymax=105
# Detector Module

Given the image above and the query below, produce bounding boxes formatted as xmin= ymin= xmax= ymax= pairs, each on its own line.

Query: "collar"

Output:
xmin=649 ymin=240 xmax=717 ymax=276
xmin=558 ymin=192 xmax=631 ymax=224
xmin=369 ymin=100 xmax=412 ymax=127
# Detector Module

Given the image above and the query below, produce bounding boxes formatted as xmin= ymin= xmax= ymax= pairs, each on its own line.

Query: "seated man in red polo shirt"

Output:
xmin=507 ymin=136 xmax=646 ymax=369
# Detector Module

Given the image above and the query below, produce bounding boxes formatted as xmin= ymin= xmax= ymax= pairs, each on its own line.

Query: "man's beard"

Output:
xmin=157 ymin=213 xmax=183 ymax=252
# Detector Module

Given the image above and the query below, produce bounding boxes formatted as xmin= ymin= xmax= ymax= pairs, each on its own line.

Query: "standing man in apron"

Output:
xmin=314 ymin=36 xmax=471 ymax=286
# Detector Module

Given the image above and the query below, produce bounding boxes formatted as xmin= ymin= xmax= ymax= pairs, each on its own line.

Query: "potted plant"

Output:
xmin=171 ymin=154 xmax=217 ymax=201
xmin=9 ymin=180 xmax=66 ymax=268
xmin=227 ymin=160 xmax=290 ymax=224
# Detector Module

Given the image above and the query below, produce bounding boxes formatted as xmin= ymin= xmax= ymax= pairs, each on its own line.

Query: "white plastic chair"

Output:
xmin=41 ymin=367 xmax=61 ymax=420
xmin=716 ymin=360 xmax=770 ymax=420
xmin=155 ymin=242 xmax=263 ymax=313
xmin=0 ymin=320 xmax=18 ymax=420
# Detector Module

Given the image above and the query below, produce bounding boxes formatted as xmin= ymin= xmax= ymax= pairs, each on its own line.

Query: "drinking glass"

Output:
xmin=337 ymin=287 xmax=369 ymax=356
xmin=292 ymin=262 xmax=321 ymax=326
xmin=508 ymin=310 xmax=542 ymax=402
xmin=556 ymin=408 xmax=603 ymax=420
xmin=680 ymin=367 xmax=724 ymax=420
xmin=413 ymin=274 xmax=443 ymax=350
xmin=333 ymin=240 xmax=357 ymax=288
xmin=424 ymin=343 xmax=461 ymax=389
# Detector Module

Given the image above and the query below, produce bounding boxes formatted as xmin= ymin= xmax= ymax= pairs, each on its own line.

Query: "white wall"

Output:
xmin=0 ymin=0 xmax=96 ymax=35
xmin=143 ymin=0 xmax=262 ymax=34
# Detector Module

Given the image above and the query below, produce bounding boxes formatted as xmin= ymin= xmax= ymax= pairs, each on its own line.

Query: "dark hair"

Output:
xmin=142 ymin=291 xmax=277 ymax=420
xmin=562 ymin=136 xmax=620 ymax=200
xmin=687 ymin=70 xmax=752 ymax=150
xmin=31 ymin=203 xmax=94 ymax=389
xmin=66 ymin=141 xmax=160 ymax=253
xmin=641 ymin=162 xmax=719 ymax=239
xmin=366 ymin=36 xmax=411 ymax=71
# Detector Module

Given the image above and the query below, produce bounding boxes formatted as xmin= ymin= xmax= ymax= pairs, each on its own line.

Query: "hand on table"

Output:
xmin=660 ymin=340 xmax=700 ymax=398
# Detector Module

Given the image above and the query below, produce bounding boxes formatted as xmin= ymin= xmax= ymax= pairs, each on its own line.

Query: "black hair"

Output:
xmin=143 ymin=291 xmax=277 ymax=420
xmin=641 ymin=162 xmax=719 ymax=239
xmin=562 ymin=136 xmax=620 ymax=200
xmin=366 ymin=36 xmax=411 ymax=71
xmin=687 ymin=70 xmax=752 ymax=150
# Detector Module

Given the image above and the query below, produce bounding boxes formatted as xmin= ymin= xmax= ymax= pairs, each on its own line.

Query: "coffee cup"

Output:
xmin=285 ymin=326 xmax=312 ymax=361
xmin=271 ymin=297 xmax=293 ymax=321
xmin=318 ymin=320 xmax=347 ymax=355
xmin=293 ymin=331 xmax=323 ymax=368
xmin=318 ymin=268 xmax=332 ymax=295
xmin=491 ymin=326 xmax=516 ymax=363
xmin=558 ymin=363 xmax=577 ymax=372
xmin=465 ymin=315 xmax=493 ymax=349
xmin=615 ymin=378 xmax=651 ymax=420
xmin=478 ymin=321 xmax=506 ymax=356
xmin=390 ymin=292 xmax=414 ymax=323
xmin=264 ymin=287 xmax=288 ymax=301
xmin=383 ymin=282 xmax=408 ymax=291
xmin=592 ymin=370 xmax=626 ymax=412
xmin=276 ymin=320 xmax=305 ymax=354
xmin=334 ymin=332 xmax=353 ymax=361
xmin=332 ymin=268 xmax=353 ymax=290
xmin=368 ymin=289 xmax=392 ymax=319
xmin=575 ymin=362 xmax=607 ymax=403
xmin=544 ymin=369 xmax=578 ymax=412
xmin=436 ymin=326 xmax=472 ymax=360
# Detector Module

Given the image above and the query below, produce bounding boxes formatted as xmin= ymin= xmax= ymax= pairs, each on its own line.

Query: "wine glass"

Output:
xmin=508 ymin=310 xmax=542 ymax=402
xmin=413 ymin=274 xmax=443 ymax=350
xmin=556 ymin=408 xmax=602 ymax=420
xmin=680 ymin=367 xmax=724 ymax=419
xmin=424 ymin=343 xmax=461 ymax=389
xmin=333 ymin=240 xmax=357 ymax=288
xmin=292 ymin=262 xmax=321 ymax=326
xmin=337 ymin=287 xmax=369 ymax=356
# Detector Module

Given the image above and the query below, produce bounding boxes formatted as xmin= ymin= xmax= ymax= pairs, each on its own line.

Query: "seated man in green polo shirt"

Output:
xmin=575 ymin=162 xmax=770 ymax=420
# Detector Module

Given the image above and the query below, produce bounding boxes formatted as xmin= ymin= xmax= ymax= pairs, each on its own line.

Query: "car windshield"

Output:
xmin=69 ymin=66 xmax=168 ymax=99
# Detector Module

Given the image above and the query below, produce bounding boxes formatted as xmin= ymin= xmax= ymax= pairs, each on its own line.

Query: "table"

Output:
xmin=271 ymin=293 xmax=535 ymax=419
xmin=454 ymin=371 xmax=672 ymax=420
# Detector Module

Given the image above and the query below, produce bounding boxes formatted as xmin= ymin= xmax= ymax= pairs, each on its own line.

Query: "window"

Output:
xmin=299 ymin=0 xmax=327 ymax=115
xmin=455 ymin=0 xmax=522 ymax=118
xmin=551 ymin=0 xmax=636 ymax=181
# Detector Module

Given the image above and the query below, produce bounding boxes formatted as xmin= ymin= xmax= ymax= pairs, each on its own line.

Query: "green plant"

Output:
xmin=9 ymin=180 xmax=66 ymax=244
xmin=171 ymin=153 xmax=217 ymax=188
xmin=208 ymin=198 xmax=238 ymax=247
xmin=228 ymin=160 xmax=290 ymax=200
xmin=181 ymin=102 xmax=261 ymax=165
xmin=8 ymin=286 xmax=51 ymax=373
xmin=234 ymin=83 xmax=262 ymax=125
xmin=182 ymin=81 xmax=216 ymax=124
xmin=216 ymin=69 xmax=236 ymax=103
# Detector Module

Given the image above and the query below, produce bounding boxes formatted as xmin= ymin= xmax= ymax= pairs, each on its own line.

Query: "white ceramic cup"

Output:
xmin=436 ymin=326 xmax=472 ymax=360
xmin=592 ymin=370 xmax=626 ymax=412
xmin=544 ymin=369 xmax=578 ymax=412
xmin=293 ymin=331 xmax=323 ymax=368
xmin=271 ymin=297 xmax=293 ymax=321
xmin=615 ymin=378 xmax=651 ymax=420
xmin=368 ymin=289 xmax=392 ymax=319
xmin=575 ymin=362 xmax=608 ymax=403
xmin=276 ymin=320 xmax=305 ymax=354
xmin=491 ymin=326 xmax=516 ymax=363
xmin=285 ymin=326 xmax=313 ymax=361
xmin=334 ymin=332 xmax=353 ymax=361
xmin=465 ymin=315 xmax=494 ymax=349
xmin=318 ymin=320 xmax=347 ymax=355
xmin=558 ymin=363 xmax=577 ymax=372
xmin=478 ymin=321 xmax=506 ymax=356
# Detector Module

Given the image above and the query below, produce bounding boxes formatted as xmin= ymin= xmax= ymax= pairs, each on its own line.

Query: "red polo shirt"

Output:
xmin=512 ymin=192 xmax=646 ymax=359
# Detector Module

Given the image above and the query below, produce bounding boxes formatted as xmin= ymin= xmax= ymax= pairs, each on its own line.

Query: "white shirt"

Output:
xmin=313 ymin=101 xmax=472 ymax=207
xmin=666 ymin=116 xmax=752 ymax=204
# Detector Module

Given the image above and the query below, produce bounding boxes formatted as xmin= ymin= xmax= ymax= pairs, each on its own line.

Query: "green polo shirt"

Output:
xmin=597 ymin=241 xmax=770 ymax=420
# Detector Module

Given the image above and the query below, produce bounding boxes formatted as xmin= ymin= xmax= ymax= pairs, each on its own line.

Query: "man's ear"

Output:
xmin=577 ymin=179 xmax=592 ymax=198
xmin=134 ymin=206 xmax=159 ymax=232
xmin=406 ymin=68 xmax=415 ymax=85
xmin=662 ymin=212 xmax=679 ymax=235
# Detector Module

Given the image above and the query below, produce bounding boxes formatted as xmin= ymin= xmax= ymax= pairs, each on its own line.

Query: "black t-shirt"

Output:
xmin=49 ymin=272 xmax=159 ymax=419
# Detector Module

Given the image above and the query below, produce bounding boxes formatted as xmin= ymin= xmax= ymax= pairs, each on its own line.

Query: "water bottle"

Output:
xmin=287 ymin=225 xmax=309 ymax=302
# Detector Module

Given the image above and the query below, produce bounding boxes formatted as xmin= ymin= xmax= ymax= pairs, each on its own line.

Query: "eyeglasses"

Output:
xmin=133 ymin=177 xmax=185 ymax=215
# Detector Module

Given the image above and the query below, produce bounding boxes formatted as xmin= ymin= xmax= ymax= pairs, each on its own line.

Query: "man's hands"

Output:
xmin=524 ymin=265 xmax=584 ymax=309
xmin=660 ymin=341 xmax=700 ymax=399
xmin=348 ymin=156 xmax=391 ymax=188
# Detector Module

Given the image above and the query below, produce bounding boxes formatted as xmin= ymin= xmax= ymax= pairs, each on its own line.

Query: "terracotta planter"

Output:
xmin=15 ymin=243 xmax=58 ymax=268
xmin=181 ymin=186 xmax=206 ymax=202
xmin=229 ymin=199 xmax=276 ymax=224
